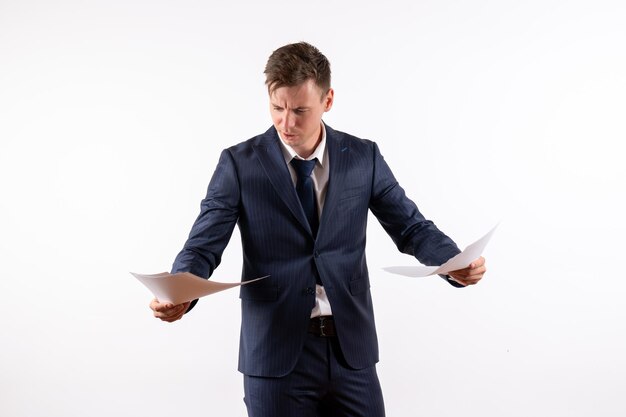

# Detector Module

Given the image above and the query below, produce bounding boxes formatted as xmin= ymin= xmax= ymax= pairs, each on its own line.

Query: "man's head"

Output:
xmin=265 ymin=42 xmax=334 ymax=158
xmin=264 ymin=42 xmax=331 ymax=98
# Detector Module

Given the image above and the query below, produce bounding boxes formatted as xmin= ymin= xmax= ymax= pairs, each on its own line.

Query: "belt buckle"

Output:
xmin=319 ymin=317 xmax=327 ymax=337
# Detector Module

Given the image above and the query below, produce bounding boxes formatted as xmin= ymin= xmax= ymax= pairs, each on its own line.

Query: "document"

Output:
xmin=383 ymin=224 xmax=497 ymax=277
xmin=131 ymin=271 xmax=269 ymax=305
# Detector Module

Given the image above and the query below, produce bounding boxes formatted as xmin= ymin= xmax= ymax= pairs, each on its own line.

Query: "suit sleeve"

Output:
xmin=171 ymin=149 xmax=241 ymax=310
xmin=367 ymin=142 xmax=463 ymax=287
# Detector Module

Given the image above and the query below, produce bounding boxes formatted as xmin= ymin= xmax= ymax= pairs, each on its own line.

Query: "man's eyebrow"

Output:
xmin=271 ymin=103 xmax=309 ymax=111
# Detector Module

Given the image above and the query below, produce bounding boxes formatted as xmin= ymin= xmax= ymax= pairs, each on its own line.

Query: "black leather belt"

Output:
xmin=308 ymin=316 xmax=336 ymax=337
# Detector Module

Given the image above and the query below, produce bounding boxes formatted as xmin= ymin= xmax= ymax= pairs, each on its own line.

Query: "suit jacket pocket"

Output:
xmin=338 ymin=185 xmax=369 ymax=201
xmin=239 ymin=284 xmax=279 ymax=301
xmin=349 ymin=276 xmax=370 ymax=295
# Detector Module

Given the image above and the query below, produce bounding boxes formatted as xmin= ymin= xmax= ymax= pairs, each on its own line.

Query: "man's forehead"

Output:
xmin=270 ymin=82 xmax=323 ymax=105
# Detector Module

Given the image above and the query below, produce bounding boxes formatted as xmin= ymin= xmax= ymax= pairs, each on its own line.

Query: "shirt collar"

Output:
xmin=278 ymin=122 xmax=327 ymax=167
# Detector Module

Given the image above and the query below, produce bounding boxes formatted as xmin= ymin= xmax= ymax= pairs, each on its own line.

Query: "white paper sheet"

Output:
xmin=383 ymin=224 xmax=498 ymax=277
xmin=131 ymin=271 xmax=269 ymax=304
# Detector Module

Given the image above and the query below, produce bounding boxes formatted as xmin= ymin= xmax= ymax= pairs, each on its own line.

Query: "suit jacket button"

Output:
xmin=306 ymin=287 xmax=315 ymax=295
xmin=314 ymin=251 xmax=320 ymax=258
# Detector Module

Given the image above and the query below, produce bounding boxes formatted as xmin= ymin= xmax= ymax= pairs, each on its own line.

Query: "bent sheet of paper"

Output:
xmin=131 ymin=272 xmax=269 ymax=305
xmin=383 ymin=224 xmax=498 ymax=277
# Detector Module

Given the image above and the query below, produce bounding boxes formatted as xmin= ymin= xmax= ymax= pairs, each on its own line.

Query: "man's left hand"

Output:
xmin=150 ymin=299 xmax=191 ymax=323
xmin=448 ymin=256 xmax=486 ymax=286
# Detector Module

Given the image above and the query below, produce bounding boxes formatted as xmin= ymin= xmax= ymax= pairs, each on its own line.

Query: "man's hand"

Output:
xmin=448 ymin=256 xmax=486 ymax=287
xmin=149 ymin=299 xmax=191 ymax=323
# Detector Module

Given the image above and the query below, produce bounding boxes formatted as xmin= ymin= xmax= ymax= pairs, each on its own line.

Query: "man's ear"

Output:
xmin=323 ymin=88 xmax=334 ymax=112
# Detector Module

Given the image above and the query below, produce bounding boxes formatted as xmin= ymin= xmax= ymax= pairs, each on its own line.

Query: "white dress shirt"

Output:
xmin=277 ymin=122 xmax=333 ymax=318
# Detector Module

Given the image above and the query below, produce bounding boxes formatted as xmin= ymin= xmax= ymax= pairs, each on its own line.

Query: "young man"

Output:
xmin=150 ymin=42 xmax=486 ymax=417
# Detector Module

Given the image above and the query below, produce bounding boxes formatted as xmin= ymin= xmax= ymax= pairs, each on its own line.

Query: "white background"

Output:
xmin=1 ymin=1 xmax=625 ymax=416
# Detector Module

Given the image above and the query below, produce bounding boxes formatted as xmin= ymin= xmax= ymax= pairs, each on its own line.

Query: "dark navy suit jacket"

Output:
xmin=172 ymin=124 xmax=461 ymax=377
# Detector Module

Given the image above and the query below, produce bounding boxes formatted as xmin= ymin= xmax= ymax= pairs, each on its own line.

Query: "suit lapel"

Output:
xmin=318 ymin=125 xmax=350 ymax=238
xmin=253 ymin=127 xmax=313 ymax=236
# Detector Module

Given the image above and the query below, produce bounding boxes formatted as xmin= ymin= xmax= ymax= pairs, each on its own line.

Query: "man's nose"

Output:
xmin=281 ymin=112 xmax=295 ymax=130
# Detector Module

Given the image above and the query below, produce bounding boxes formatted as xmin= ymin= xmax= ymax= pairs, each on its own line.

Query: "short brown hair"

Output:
xmin=264 ymin=42 xmax=331 ymax=98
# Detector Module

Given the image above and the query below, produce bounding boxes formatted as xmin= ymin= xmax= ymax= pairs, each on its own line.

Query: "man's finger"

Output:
xmin=470 ymin=256 xmax=485 ymax=269
xmin=161 ymin=308 xmax=186 ymax=322
xmin=154 ymin=307 xmax=180 ymax=320
xmin=447 ymin=275 xmax=467 ymax=287
xmin=469 ymin=265 xmax=486 ymax=275
xmin=153 ymin=301 xmax=176 ymax=313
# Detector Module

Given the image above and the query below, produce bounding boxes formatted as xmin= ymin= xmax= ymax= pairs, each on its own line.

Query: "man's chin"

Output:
xmin=282 ymin=134 xmax=300 ymax=143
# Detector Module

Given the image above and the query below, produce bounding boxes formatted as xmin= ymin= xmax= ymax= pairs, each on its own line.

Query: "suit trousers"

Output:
xmin=243 ymin=332 xmax=386 ymax=417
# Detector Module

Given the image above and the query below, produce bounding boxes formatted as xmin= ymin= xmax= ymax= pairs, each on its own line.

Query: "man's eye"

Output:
xmin=294 ymin=109 xmax=306 ymax=114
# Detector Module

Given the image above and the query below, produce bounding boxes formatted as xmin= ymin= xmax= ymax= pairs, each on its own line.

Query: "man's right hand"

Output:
xmin=149 ymin=299 xmax=191 ymax=323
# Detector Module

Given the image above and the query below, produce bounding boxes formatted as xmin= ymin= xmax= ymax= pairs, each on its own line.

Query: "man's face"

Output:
xmin=269 ymin=79 xmax=334 ymax=157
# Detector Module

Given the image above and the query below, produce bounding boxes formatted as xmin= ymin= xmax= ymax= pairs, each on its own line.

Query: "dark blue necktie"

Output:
xmin=291 ymin=158 xmax=319 ymax=238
